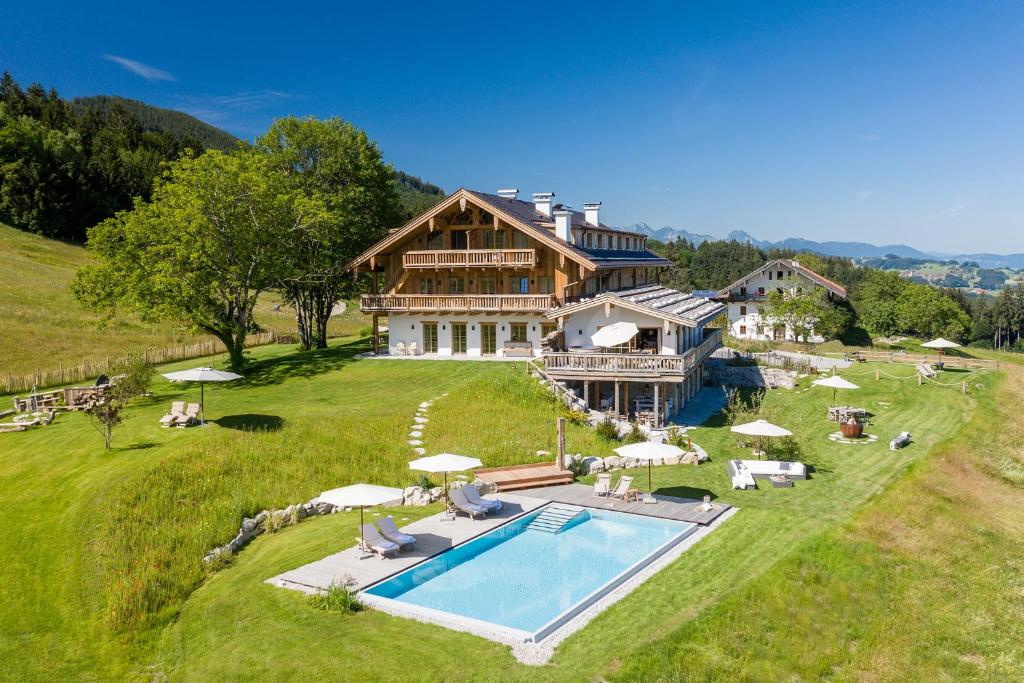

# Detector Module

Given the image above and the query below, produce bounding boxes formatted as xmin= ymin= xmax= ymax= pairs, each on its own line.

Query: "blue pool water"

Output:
xmin=364 ymin=507 xmax=695 ymax=636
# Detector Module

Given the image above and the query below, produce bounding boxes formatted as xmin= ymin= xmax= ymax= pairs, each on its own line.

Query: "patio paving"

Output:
xmin=515 ymin=483 xmax=731 ymax=525
xmin=268 ymin=492 xmax=546 ymax=594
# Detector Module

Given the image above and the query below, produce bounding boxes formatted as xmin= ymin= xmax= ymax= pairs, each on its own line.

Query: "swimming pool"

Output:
xmin=362 ymin=505 xmax=697 ymax=642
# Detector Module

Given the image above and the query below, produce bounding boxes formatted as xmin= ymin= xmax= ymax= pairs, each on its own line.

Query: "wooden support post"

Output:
xmin=614 ymin=380 xmax=620 ymax=417
xmin=654 ymin=383 xmax=661 ymax=428
xmin=556 ymin=417 xmax=566 ymax=470
xmin=962 ymin=380 xmax=967 ymax=395
xmin=875 ymin=368 xmax=880 ymax=381
xmin=918 ymin=372 xmax=923 ymax=386
xmin=372 ymin=314 xmax=380 ymax=355
xmin=624 ymin=382 xmax=630 ymax=421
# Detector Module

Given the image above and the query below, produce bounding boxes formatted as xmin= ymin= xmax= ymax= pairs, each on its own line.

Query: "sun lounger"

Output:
xmin=161 ymin=401 xmax=185 ymax=427
xmin=394 ymin=342 xmax=406 ymax=356
xmin=461 ymin=484 xmax=501 ymax=512
xmin=175 ymin=403 xmax=200 ymax=428
xmin=593 ymin=473 xmax=612 ymax=497
xmin=608 ymin=476 xmax=634 ymax=500
xmin=449 ymin=487 xmax=487 ymax=519
xmin=358 ymin=524 xmax=399 ymax=559
xmin=377 ymin=516 xmax=416 ymax=549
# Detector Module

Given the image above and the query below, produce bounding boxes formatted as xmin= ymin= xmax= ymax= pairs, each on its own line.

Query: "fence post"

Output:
xmin=875 ymin=368 xmax=879 ymax=381
xmin=917 ymin=372 xmax=923 ymax=386
xmin=962 ymin=381 xmax=967 ymax=395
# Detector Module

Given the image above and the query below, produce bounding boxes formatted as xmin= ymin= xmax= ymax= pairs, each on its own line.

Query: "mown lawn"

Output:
xmin=0 ymin=334 xmax=1015 ymax=681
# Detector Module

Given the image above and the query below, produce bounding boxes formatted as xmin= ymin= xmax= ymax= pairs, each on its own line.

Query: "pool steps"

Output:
xmin=526 ymin=504 xmax=587 ymax=534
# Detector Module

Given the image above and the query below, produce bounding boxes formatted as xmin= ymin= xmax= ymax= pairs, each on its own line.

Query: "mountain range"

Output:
xmin=623 ymin=223 xmax=1024 ymax=270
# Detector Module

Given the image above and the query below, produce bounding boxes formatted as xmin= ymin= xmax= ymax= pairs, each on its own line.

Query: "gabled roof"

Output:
xmin=348 ymin=188 xmax=669 ymax=271
xmin=546 ymin=285 xmax=726 ymax=327
xmin=716 ymin=258 xmax=848 ymax=298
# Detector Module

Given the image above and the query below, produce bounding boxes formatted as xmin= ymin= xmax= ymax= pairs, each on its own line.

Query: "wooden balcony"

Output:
xmin=402 ymin=249 xmax=536 ymax=269
xmin=542 ymin=329 xmax=722 ymax=381
xmin=360 ymin=293 xmax=556 ymax=313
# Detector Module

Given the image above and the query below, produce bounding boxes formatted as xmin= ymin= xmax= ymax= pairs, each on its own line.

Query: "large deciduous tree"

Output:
xmin=255 ymin=117 xmax=402 ymax=350
xmin=73 ymin=149 xmax=312 ymax=370
xmin=761 ymin=280 xmax=850 ymax=344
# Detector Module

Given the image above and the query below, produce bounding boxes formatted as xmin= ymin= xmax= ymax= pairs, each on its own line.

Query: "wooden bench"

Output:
xmin=503 ymin=341 xmax=534 ymax=357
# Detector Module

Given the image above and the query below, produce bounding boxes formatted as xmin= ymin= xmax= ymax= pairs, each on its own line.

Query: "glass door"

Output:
xmin=422 ymin=322 xmax=438 ymax=353
xmin=481 ymin=323 xmax=496 ymax=355
xmin=452 ymin=322 xmax=467 ymax=354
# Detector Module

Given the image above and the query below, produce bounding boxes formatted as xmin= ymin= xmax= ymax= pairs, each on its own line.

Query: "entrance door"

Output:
xmin=481 ymin=323 xmax=496 ymax=355
xmin=773 ymin=326 xmax=785 ymax=341
xmin=422 ymin=322 xmax=438 ymax=353
xmin=452 ymin=322 xmax=467 ymax=354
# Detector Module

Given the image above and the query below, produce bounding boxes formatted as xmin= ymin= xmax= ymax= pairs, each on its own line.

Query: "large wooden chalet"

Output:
xmin=349 ymin=188 xmax=724 ymax=426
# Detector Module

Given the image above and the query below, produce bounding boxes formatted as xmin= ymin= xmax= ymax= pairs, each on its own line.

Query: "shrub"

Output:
xmin=563 ymin=407 xmax=589 ymax=426
xmin=307 ymin=584 xmax=364 ymax=614
xmin=595 ymin=417 xmax=620 ymax=441
xmin=624 ymin=422 xmax=647 ymax=444
xmin=358 ymin=324 xmax=373 ymax=338
xmin=666 ymin=426 xmax=689 ymax=449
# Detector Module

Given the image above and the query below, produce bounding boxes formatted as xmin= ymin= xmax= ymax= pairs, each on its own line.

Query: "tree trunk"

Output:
xmin=105 ymin=422 xmax=112 ymax=450
xmin=312 ymin=285 xmax=337 ymax=350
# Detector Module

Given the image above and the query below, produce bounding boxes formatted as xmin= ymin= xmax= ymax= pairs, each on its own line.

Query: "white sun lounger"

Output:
xmin=358 ymin=524 xmax=399 ymax=559
xmin=377 ymin=516 xmax=415 ymax=549
xmin=160 ymin=401 xmax=185 ymax=427
xmin=461 ymin=485 xmax=501 ymax=512
xmin=593 ymin=473 xmax=612 ymax=497
xmin=449 ymin=487 xmax=487 ymax=519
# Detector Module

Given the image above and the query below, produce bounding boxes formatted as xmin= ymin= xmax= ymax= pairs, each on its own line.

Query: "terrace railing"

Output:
xmin=542 ymin=329 xmax=722 ymax=379
xmin=402 ymin=249 xmax=536 ymax=269
xmin=360 ymin=293 xmax=556 ymax=313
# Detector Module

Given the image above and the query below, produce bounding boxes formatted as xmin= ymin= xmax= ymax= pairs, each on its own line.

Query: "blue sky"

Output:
xmin=2 ymin=1 xmax=1023 ymax=253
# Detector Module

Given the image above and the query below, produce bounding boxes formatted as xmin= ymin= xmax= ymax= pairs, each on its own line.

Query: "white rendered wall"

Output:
xmin=559 ymin=306 xmax=700 ymax=355
xmin=386 ymin=314 xmax=549 ymax=357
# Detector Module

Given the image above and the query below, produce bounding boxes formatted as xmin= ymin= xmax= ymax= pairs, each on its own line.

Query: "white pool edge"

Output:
xmin=359 ymin=505 xmax=739 ymax=664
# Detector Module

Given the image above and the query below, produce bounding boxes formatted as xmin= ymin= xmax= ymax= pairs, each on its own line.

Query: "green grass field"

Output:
xmin=3 ymin=333 xmax=1020 ymax=681
xmin=0 ymin=221 xmax=368 ymax=381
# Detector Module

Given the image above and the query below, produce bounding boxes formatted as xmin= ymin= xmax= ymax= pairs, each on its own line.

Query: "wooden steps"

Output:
xmin=474 ymin=462 xmax=573 ymax=492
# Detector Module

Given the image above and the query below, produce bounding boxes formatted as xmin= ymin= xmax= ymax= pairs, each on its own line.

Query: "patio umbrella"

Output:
xmin=613 ymin=442 xmax=685 ymax=500
xmin=317 ymin=484 xmax=404 ymax=556
xmin=162 ymin=366 xmax=242 ymax=426
xmin=730 ymin=419 xmax=793 ymax=458
xmin=812 ymin=374 xmax=860 ymax=407
xmin=408 ymin=453 xmax=483 ymax=509
xmin=921 ymin=338 xmax=961 ymax=366
xmin=591 ymin=322 xmax=639 ymax=348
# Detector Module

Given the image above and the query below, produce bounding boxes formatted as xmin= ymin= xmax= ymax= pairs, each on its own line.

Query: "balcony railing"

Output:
xmin=402 ymin=249 xmax=536 ymax=269
xmin=360 ymin=293 xmax=556 ymax=313
xmin=542 ymin=329 xmax=722 ymax=379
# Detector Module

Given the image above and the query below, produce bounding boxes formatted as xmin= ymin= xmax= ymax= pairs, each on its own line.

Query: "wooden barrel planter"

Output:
xmin=840 ymin=420 xmax=864 ymax=438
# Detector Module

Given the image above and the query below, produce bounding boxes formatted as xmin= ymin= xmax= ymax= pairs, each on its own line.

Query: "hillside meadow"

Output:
xmin=3 ymin=334 xmax=1019 ymax=681
xmin=0 ymin=221 xmax=367 ymax=381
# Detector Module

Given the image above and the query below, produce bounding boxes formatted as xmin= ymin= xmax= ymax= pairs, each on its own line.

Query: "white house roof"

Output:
xmin=716 ymin=258 xmax=848 ymax=299
xmin=547 ymin=285 xmax=726 ymax=327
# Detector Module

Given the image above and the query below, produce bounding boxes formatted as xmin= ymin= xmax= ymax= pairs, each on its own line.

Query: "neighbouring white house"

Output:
xmin=716 ymin=258 xmax=847 ymax=343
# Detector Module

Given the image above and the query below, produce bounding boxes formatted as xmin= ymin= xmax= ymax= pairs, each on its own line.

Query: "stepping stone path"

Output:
xmin=405 ymin=394 xmax=447 ymax=458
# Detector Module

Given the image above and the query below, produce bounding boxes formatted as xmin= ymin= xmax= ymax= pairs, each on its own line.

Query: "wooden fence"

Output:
xmin=3 ymin=332 xmax=278 ymax=395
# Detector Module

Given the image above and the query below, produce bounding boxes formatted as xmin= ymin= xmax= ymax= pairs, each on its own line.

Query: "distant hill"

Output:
xmin=72 ymin=95 xmax=240 ymax=151
xmin=627 ymin=224 xmax=947 ymax=261
xmin=392 ymin=170 xmax=445 ymax=218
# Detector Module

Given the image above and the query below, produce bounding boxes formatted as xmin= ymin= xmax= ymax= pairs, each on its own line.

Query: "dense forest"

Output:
xmin=651 ymin=237 xmax=1024 ymax=352
xmin=0 ymin=71 xmax=444 ymax=241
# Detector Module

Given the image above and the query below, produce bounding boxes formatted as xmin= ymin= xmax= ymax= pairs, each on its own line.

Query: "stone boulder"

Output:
xmin=662 ymin=454 xmax=681 ymax=466
xmin=470 ymin=478 xmax=496 ymax=494
xmin=604 ymin=455 xmax=623 ymax=470
xmin=403 ymin=486 xmax=432 ymax=506
xmin=580 ymin=456 xmax=604 ymax=474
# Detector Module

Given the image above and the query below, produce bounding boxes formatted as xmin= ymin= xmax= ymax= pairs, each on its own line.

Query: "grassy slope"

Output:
xmin=156 ymin=355 xmax=986 ymax=680
xmin=0 ymin=221 xmax=367 ymax=379
xmin=0 ymin=333 xmax=1015 ymax=681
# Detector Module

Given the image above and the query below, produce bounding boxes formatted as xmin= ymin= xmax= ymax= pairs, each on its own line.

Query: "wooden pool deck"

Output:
xmin=268 ymin=492 xmax=546 ymax=594
xmin=515 ymin=483 xmax=731 ymax=525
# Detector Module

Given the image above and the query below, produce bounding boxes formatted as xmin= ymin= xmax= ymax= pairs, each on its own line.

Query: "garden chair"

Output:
xmin=449 ymin=487 xmax=487 ymax=519
xmin=376 ymin=516 xmax=416 ymax=550
xmin=593 ymin=473 xmax=612 ymax=497
xmin=176 ymin=403 xmax=200 ymax=428
xmin=394 ymin=342 xmax=406 ymax=357
xmin=608 ymin=476 xmax=634 ymax=500
xmin=462 ymin=484 xmax=501 ymax=512
xmin=357 ymin=524 xmax=399 ymax=559
xmin=160 ymin=401 xmax=185 ymax=428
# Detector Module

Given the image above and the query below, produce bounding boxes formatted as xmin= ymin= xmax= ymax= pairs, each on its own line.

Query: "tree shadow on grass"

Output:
xmin=840 ymin=325 xmax=873 ymax=347
xmin=215 ymin=414 xmax=285 ymax=432
xmin=119 ymin=442 xmax=158 ymax=451
xmin=239 ymin=337 xmax=372 ymax=388
xmin=654 ymin=485 xmax=718 ymax=502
